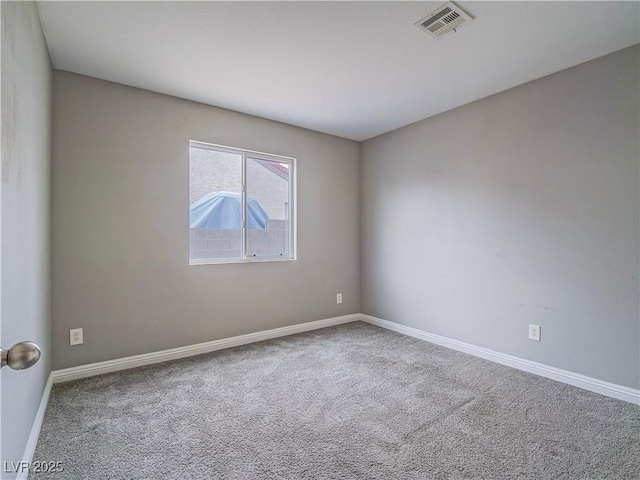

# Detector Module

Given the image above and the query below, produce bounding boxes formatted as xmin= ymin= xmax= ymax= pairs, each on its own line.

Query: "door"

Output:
xmin=1 ymin=2 xmax=51 ymax=477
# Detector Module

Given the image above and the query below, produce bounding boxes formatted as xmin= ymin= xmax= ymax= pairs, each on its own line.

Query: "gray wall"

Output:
xmin=51 ymin=71 xmax=360 ymax=369
xmin=1 ymin=1 xmax=52 ymax=474
xmin=361 ymin=46 xmax=639 ymax=389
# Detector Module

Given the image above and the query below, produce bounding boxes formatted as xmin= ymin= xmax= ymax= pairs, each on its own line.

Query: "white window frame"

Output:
xmin=189 ymin=140 xmax=297 ymax=265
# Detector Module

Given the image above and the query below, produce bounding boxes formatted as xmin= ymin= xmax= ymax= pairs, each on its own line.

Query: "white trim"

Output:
xmin=48 ymin=313 xmax=638 ymax=405
xmin=189 ymin=140 xmax=295 ymax=163
xmin=53 ymin=314 xmax=359 ymax=384
xmin=16 ymin=373 xmax=53 ymax=480
xmin=189 ymin=256 xmax=296 ymax=265
xmin=360 ymin=314 xmax=640 ymax=406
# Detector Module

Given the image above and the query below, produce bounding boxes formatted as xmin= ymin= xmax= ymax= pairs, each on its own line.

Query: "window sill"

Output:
xmin=189 ymin=256 xmax=296 ymax=266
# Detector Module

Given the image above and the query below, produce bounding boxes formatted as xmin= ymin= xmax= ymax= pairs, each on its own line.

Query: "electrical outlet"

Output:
xmin=336 ymin=293 xmax=343 ymax=304
xmin=70 ymin=328 xmax=83 ymax=346
xmin=528 ymin=324 xmax=541 ymax=342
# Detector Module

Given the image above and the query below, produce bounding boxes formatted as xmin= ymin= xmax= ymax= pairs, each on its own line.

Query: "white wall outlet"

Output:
xmin=528 ymin=324 xmax=541 ymax=342
xmin=70 ymin=328 xmax=83 ymax=346
xmin=336 ymin=293 xmax=343 ymax=304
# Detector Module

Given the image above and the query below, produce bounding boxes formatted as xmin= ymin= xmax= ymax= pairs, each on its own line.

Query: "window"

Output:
xmin=189 ymin=141 xmax=296 ymax=264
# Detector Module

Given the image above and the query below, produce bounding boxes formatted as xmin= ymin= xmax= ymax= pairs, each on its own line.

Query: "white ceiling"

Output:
xmin=36 ymin=1 xmax=639 ymax=141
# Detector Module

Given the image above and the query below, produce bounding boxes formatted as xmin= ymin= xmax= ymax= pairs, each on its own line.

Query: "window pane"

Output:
xmin=189 ymin=146 xmax=242 ymax=261
xmin=246 ymin=157 xmax=290 ymax=258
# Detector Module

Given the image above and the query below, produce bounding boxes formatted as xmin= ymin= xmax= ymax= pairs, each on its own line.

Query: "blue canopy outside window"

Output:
xmin=189 ymin=191 xmax=269 ymax=229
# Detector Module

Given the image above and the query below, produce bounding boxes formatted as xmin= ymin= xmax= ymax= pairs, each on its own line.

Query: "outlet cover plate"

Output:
xmin=70 ymin=328 xmax=83 ymax=346
xmin=529 ymin=324 xmax=541 ymax=342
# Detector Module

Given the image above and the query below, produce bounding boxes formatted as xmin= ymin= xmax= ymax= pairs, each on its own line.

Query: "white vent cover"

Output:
xmin=414 ymin=1 xmax=474 ymax=39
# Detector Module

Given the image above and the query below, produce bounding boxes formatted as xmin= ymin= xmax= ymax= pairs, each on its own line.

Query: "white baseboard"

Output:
xmin=16 ymin=372 xmax=53 ymax=480
xmin=50 ymin=312 xmax=640 ymax=405
xmin=52 ymin=314 xmax=360 ymax=384
xmin=360 ymin=314 xmax=640 ymax=406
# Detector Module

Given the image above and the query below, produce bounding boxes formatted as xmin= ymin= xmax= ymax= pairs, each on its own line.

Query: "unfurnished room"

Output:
xmin=0 ymin=1 xmax=639 ymax=479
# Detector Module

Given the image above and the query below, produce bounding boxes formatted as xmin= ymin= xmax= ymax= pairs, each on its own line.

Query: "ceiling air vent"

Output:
xmin=414 ymin=1 xmax=474 ymax=39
